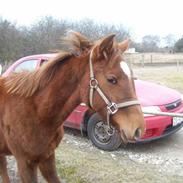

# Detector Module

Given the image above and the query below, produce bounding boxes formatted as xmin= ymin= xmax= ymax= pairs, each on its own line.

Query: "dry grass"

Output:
xmin=133 ymin=65 xmax=183 ymax=93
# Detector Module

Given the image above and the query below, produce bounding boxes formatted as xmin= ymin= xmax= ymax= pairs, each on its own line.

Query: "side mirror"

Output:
xmin=0 ymin=64 xmax=2 ymax=75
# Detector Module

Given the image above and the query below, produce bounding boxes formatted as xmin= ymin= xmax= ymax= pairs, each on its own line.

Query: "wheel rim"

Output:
xmin=93 ymin=121 xmax=113 ymax=144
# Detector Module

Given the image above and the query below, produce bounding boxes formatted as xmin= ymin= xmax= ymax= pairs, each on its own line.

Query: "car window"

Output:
xmin=14 ymin=60 xmax=38 ymax=73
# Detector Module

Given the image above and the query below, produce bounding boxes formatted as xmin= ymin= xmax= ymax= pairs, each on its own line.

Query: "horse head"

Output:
xmin=79 ymin=33 xmax=145 ymax=143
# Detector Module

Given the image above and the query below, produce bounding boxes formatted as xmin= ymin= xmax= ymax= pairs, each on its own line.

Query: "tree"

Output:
xmin=141 ymin=35 xmax=160 ymax=52
xmin=0 ymin=16 xmax=130 ymax=63
xmin=163 ymin=34 xmax=176 ymax=48
xmin=174 ymin=37 xmax=183 ymax=52
xmin=0 ymin=17 xmax=24 ymax=62
xmin=27 ymin=16 xmax=69 ymax=54
xmin=70 ymin=19 xmax=130 ymax=42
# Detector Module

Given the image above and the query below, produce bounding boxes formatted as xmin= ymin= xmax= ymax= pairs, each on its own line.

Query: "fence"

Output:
xmin=125 ymin=53 xmax=183 ymax=69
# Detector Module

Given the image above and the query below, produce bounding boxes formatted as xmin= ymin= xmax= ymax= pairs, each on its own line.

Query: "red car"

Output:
xmin=2 ymin=54 xmax=183 ymax=150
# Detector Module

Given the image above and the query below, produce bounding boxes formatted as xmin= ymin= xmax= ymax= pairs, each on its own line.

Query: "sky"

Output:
xmin=0 ymin=0 xmax=183 ymax=41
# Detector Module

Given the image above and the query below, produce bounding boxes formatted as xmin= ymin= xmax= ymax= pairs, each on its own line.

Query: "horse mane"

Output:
xmin=4 ymin=31 xmax=92 ymax=97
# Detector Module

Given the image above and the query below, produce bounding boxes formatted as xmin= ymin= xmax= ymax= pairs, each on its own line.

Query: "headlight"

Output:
xmin=141 ymin=106 xmax=161 ymax=117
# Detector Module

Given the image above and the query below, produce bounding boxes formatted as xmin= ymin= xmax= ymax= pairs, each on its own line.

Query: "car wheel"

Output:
xmin=87 ymin=113 xmax=122 ymax=151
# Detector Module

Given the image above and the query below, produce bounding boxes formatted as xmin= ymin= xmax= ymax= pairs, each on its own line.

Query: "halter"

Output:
xmin=89 ymin=48 xmax=140 ymax=135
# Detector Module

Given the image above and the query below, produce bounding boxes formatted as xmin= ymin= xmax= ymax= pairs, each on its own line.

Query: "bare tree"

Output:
xmin=163 ymin=34 xmax=176 ymax=48
xmin=174 ymin=36 xmax=183 ymax=52
xmin=0 ymin=16 xmax=130 ymax=63
xmin=0 ymin=18 xmax=24 ymax=62
xmin=141 ymin=35 xmax=160 ymax=52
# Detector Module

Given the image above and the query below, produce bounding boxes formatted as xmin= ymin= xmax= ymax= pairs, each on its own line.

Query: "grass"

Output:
xmin=133 ymin=66 xmax=183 ymax=93
xmin=57 ymin=165 xmax=87 ymax=183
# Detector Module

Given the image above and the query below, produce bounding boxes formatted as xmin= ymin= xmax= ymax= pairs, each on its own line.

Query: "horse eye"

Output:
xmin=107 ymin=76 xmax=117 ymax=84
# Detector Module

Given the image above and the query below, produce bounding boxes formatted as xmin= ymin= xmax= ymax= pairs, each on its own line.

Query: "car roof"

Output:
xmin=19 ymin=53 xmax=57 ymax=60
xmin=2 ymin=53 xmax=57 ymax=77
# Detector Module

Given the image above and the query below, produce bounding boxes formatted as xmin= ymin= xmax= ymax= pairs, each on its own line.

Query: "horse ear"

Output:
xmin=96 ymin=34 xmax=116 ymax=60
xmin=118 ymin=39 xmax=130 ymax=53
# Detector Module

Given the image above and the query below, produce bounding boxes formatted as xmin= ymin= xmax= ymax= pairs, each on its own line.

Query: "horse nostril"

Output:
xmin=134 ymin=128 xmax=141 ymax=140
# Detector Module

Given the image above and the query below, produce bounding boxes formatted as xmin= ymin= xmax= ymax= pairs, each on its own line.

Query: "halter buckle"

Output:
xmin=107 ymin=102 xmax=118 ymax=114
xmin=90 ymin=78 xmax=98 ymax=89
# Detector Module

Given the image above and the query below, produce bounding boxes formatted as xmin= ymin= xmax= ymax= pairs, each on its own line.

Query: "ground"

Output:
xmin=4 ymin=128 xmax=183 ymax=183
xmin=1 ymin=65 xmax=183 ymax=183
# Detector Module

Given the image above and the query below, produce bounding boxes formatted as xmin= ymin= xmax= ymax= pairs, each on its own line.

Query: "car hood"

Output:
xmin=135 ymin=80 xmax=181 ymax=106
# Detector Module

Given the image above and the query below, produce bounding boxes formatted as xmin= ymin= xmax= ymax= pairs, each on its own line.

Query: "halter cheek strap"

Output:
xmin=89 ymin=48 xmax=140 ymax=135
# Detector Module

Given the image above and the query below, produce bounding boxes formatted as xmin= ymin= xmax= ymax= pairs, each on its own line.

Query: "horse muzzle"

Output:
xmin=120 ymin=127 xmax=143 ymax=144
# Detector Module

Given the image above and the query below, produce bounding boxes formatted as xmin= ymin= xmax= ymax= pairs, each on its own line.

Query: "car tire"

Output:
xmin=87 ymin=113 xmax=122 ymax=151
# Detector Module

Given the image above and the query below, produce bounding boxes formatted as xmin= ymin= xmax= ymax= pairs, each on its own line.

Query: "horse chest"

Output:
xmin=33 ymin=125 xmax=63 ymax=151
xmin=34 ymin=127 xmax=64 ymax=160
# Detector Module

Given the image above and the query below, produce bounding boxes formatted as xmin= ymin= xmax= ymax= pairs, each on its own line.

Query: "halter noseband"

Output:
xmin=89 ymin=49 xmax=140 ymax=135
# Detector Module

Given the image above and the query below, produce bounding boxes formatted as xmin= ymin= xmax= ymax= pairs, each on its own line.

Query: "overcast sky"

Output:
xmin=0 ymin=0 xmax=183 ymax=41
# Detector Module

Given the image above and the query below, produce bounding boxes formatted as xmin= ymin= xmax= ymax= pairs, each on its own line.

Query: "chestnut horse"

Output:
xmin=0 ymin=32 xmax=145 ymax=183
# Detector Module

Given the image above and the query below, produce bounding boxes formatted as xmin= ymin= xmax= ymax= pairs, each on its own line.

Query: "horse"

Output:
xmin=0 ymin=31 xmax=145 ymax=183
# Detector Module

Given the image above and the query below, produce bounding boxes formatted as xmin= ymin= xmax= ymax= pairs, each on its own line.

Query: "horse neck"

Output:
xmin=34 ymin=55 xmax=90 ymax=125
